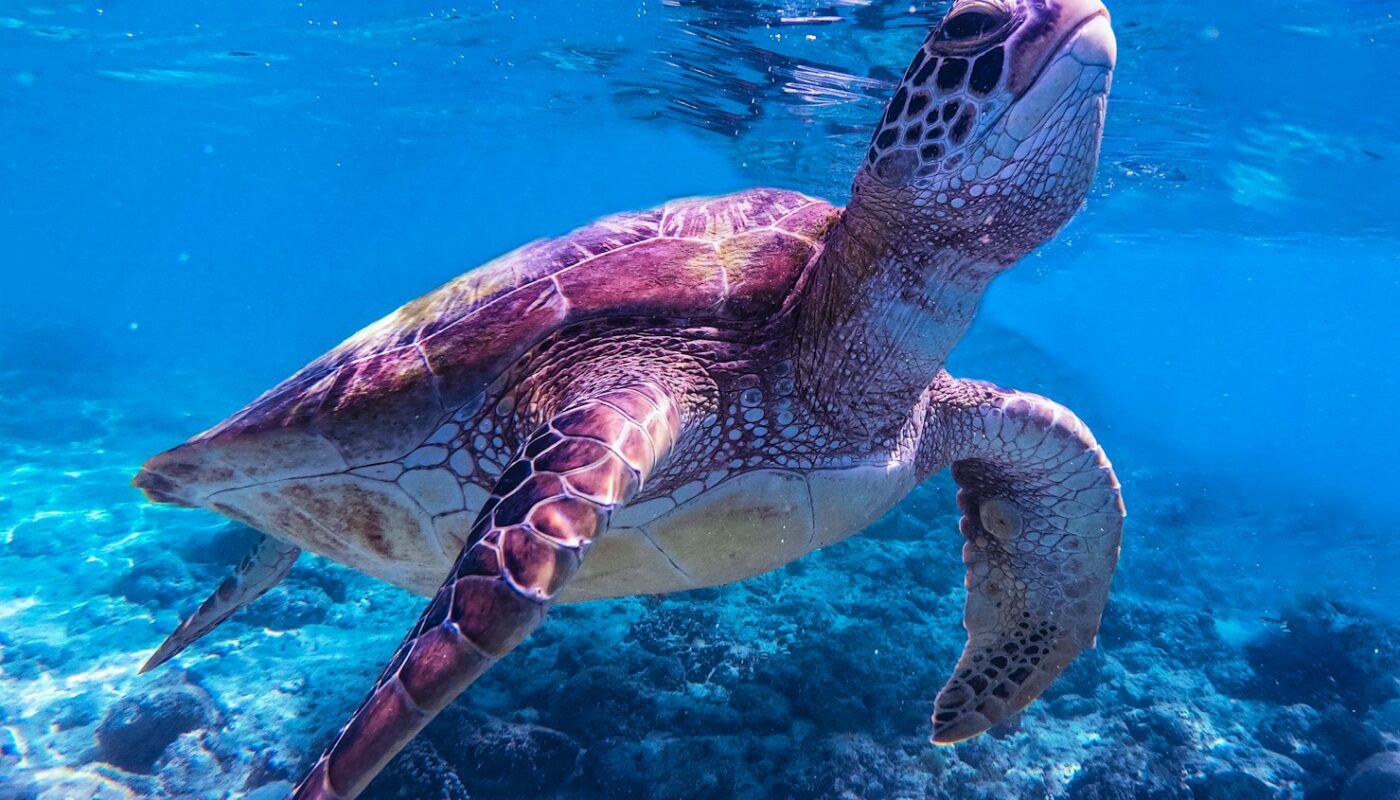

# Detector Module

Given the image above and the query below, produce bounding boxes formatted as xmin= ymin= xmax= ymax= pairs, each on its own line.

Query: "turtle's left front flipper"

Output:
xmin=290 ymin=382 xmax=683 ymax=800
xmin=922 ymin=373 xmax=1124 ymax=744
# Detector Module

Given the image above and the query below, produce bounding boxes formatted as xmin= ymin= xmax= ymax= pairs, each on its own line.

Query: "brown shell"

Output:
xmin=137 ymin=189 xmax=839 ymax=507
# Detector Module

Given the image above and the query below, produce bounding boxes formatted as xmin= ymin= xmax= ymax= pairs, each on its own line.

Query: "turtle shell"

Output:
xmin=137 ymin=188 xmax=839 ymax=509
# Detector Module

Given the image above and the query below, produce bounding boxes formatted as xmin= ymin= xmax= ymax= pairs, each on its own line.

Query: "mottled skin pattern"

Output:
xmin=131 ymin=1 xmax=1122 ymax=798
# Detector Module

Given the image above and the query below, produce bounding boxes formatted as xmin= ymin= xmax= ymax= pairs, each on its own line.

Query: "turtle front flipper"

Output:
xmin=290 ymin=382 xmax=684 ymax=800
xmin=141 ymin=533 xmax=301 ymax=674
xmin=923 ymin=374 xmax=1124 ymax=744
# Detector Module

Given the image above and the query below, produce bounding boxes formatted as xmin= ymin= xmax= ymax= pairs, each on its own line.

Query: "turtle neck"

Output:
xmin=793 ymin=182 xmax=998 ymax=444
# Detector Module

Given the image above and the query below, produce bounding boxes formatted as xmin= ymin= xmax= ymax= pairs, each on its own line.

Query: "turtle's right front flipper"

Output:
xmin=922 ymin=374 xmax=1124 ymax=744
xmin=291 ymin=382 xmax=683 ymax=800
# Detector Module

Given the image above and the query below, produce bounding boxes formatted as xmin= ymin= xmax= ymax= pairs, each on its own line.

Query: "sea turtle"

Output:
xmin=134 ymin=0 xmax=1123 ymax=796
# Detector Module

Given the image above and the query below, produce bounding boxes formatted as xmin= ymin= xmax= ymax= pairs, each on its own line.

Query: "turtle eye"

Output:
xmin=939 ymin=10 xmax=1005 ymax=41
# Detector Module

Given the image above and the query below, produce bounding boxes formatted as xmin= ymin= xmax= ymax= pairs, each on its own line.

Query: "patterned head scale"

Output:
xmin=859 ymin=0 xmax=1117 ymax=263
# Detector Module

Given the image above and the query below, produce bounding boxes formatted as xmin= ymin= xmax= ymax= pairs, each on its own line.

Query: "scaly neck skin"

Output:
xmin=796 ymin=177 xmax=999 ymax=443
xmin=789 ymin=0 xmax=1116 ymax=445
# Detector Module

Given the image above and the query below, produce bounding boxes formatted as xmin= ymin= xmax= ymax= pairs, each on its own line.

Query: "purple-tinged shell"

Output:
xmin=137 ymin=189 xmax=838 ymax=508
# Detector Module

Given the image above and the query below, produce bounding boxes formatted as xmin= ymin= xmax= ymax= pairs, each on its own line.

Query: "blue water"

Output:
xmin=2 ymin=2 xmax=1398 ymax=798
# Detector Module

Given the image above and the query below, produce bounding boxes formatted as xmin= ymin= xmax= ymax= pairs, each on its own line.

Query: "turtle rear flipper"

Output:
xmin=927 ymin=376 xmax=1124 ymax=743
xmin=291 ymin=381 xmax=684 ymax=800
xmin=141 ymin=534 xmax=301 ymax=673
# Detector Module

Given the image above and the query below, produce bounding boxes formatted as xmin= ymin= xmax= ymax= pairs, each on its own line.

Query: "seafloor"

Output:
xmin=1 ymin=322 xmax=1398 ymax=800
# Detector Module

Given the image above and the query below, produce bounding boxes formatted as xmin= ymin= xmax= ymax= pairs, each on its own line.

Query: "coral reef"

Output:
xmin=95 ymin=679 xmax=218 ymax=773
xmin=1344 ymin=753 xmax=1400 ymax=800
xmin=368 ymin=739 xmax=469 ymax=800
xmin=1242 ymin=596 xmax=1400 ymax=713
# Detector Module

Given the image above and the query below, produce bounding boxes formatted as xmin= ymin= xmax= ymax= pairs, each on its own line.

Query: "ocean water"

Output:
xmin=2 ymin=1 xmax=1399 ymax=799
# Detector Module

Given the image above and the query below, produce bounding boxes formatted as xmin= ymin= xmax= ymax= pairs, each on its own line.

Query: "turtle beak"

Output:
xmin=1002 ymin=0 xmax=1114 ymax=142
xmin=1066 ymin=3 xmax=1116 ymax=72
xmin=1008 ymin=0 xmax=1116 ymax=96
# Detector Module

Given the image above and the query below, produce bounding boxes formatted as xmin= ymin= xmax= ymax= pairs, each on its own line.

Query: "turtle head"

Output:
xmin=853 ymin=0 xmax=1116 ymax=267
